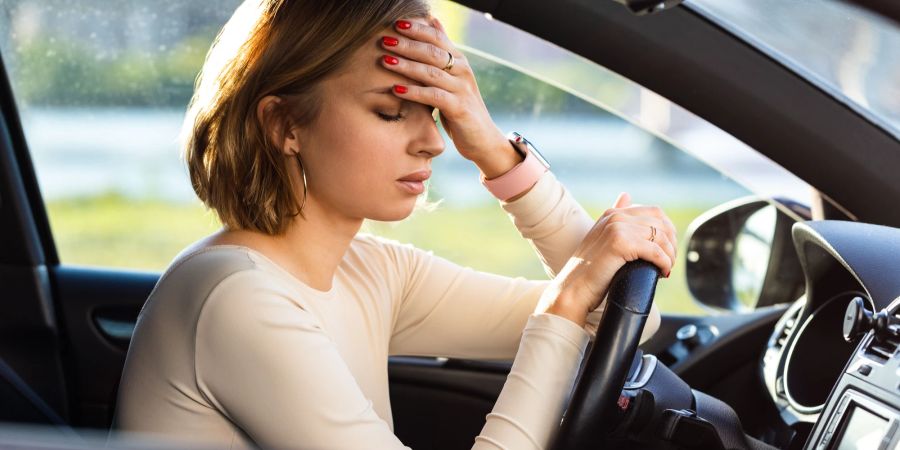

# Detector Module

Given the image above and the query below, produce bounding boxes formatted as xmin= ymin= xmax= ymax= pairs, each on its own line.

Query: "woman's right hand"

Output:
xmin=538 ymin=193 xmax=677 ymax=327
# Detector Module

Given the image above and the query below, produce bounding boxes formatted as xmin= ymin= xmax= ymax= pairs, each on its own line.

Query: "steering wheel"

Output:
xmin=550 ymin=260 xmax=660 ymax=450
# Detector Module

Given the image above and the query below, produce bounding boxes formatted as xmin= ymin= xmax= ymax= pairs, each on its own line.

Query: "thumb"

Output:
xmin=613 ymin=192 xmax=632 ymax=208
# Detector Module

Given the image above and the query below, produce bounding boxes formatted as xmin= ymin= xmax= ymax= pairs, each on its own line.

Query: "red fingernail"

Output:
xmin=665 ymin=271 xmax=671 ymax=278
xmin=383 ymin=55 xmax=399 ymax=65
xmin=382 ymin=36 xmax=398 ymax=46
xmin=396 ymin=20 xmax=412 ymax=30
xmin=393 ymin=84 xmax=408 ymax=94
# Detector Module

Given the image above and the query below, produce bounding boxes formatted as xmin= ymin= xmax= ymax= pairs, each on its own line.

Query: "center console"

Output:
xmin=805 ymin=299 xmax=900 ymax=449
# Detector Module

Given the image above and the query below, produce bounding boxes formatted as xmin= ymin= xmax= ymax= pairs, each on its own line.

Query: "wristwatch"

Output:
xmin=481 ymin=132 xmax=551 ymax=201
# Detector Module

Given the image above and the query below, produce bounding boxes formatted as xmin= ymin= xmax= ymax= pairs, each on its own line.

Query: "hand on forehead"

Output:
xmin=356 ymin=16 xmax=440 ymax=89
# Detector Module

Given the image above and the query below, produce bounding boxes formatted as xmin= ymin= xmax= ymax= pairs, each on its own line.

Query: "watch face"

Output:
xmin=509 ymin=132 xmax=551 ymax=169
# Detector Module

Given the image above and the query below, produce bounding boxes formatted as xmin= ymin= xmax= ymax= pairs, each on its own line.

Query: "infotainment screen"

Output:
xmin=834 ymin=405 xmax=889 ymax=450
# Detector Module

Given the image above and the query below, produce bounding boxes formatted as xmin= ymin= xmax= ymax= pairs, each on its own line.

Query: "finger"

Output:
xmin=603 ymin=207 xmax=667 ymax=234
xmin=613 ymin=192 xmax=631 ymax=208
xmin=395 ymin=18 xmax=456 ymax=55
xmin=614 ymin=205 xmax=677 ymax=244
xmin=382 ymin=55 xmax=461 ymax=94
xmin=602 ymin=220 xmax=673 ymax=275
xmin=382 ymin=35 xmax=459 ymax=74
xmin=603 ymin=214 xmax=676 ymax=270
xmin=430 ymin=16 xmax=446 ymax=33
xmin=391 ymin=83 xmax=458 ymax=114
xmin=652 ymin=230 xmax=677 ymax=270
xmin=635 ymin=238 xmax=674 ymax=277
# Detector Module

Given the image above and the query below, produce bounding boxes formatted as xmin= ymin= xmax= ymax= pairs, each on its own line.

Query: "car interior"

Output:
xmin=1 ymin=0 xmax=900 ymax=449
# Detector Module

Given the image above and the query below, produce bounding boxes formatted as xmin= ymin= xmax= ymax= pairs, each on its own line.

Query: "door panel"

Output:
xmin=50 ymin=267 xmax=153 ymax=427
xmin=0 ymin=61 xmax=68 ymax=425
xmin=390 ymin=359 xmax=506 ymax=450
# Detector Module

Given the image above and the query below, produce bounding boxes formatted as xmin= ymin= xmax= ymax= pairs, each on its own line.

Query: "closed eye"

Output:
xmin=377 ymin=111 xmax=405 ymax=122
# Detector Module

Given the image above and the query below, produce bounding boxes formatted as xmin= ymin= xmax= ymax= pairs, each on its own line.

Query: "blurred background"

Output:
xmin=2 ymin=0 xmax=892 ymax=314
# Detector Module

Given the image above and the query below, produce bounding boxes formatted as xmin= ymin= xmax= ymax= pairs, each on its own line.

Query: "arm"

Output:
xmin=386 ymin=234 xmax=550 ymax=359
xmin=498 ymin=170 xmax=593 ymax=278
xmin=385 ymin=233 xmax=657 ymax=360
xmin=196 ymin=269 xmax=589 ymax=449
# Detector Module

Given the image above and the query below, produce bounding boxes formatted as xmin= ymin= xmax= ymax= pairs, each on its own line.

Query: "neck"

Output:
xmin=275 ymin=197 xmax=363 ymax=291
xmin=210 ymin=196 xmax=363 ymax=292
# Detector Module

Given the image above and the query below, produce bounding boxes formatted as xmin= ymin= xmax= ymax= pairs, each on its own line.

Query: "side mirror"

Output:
xmin=684 ymin=197 xmax=808 ymax=312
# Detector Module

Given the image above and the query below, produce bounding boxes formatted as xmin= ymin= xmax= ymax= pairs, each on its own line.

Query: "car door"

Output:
xmin=0 ymin=57 xmax=69 ymax=427
xmin=0 ymin=1 xmax=842 ymax=449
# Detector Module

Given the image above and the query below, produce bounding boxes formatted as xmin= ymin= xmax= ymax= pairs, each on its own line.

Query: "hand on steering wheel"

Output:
xmin=538 ymin=192 xmax=676 ymax=327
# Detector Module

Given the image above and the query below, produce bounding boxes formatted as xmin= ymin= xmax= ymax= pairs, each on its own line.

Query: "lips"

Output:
xmin=396 ymin=170 xmax=430 ymax=195
xmin=397 ymin=170 xmax=431 ymax=182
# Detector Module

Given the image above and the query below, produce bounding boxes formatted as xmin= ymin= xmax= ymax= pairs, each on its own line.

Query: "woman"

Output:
xmin=112 ymin=0 xmax=677 ymax=448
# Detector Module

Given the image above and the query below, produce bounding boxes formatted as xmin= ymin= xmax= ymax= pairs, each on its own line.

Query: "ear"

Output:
xmin=256 ymin=95 xmax=301 ymax=157
xmin=282 ymin=126 xmax=301 ymax=157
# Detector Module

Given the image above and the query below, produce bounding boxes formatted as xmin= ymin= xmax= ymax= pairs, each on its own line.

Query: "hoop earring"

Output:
xmin=295 ymin=153 xmax=308 ymax=213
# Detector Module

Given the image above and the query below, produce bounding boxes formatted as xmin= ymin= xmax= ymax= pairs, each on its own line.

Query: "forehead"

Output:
xmin=327 ymin=22 xmax=428 ymax=96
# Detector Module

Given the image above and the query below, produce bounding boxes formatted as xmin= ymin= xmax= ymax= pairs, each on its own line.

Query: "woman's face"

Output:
xmin=294 ymin=24 xmax=445 ymax=223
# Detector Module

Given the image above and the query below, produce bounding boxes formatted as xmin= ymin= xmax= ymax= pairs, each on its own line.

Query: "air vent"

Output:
xmin=775 ymin=308 xmax=802 ymax=350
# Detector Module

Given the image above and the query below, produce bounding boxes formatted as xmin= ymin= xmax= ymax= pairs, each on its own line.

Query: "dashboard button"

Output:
xmin=820 ymin=430 xmax=832 ymax=448
xmin=676 ymin=324 xmax=701 ymax=349
xmin=858 ymin=364 xmax=873 ymax=376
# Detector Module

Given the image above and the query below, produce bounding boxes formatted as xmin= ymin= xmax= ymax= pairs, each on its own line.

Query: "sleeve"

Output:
xmin=195 ymin=270 xmax=409 ymax=449
xmin=195 ymin=270 xmax=589 ymax=450
xmin=389 ymin=171 xmax=659 ymax=360
xmin=498 ymin=171 xmax=594 ymax=280
xmin=388 ymin=236 xmax=552 ymax=360
xmin=474 ymin=313 xmax=590 ymax=449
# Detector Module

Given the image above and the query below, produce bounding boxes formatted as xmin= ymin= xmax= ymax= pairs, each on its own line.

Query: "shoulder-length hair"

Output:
xmin=183 ymin=0 xmax=430 ymax=235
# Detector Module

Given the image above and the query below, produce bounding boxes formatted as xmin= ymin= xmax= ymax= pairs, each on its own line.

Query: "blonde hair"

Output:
xmin=183 ymin=0 xmax=431 ymax=235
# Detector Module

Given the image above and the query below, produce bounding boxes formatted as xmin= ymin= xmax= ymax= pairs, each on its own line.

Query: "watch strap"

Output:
xmin=481 ymin=137 xmax=549 ymax=201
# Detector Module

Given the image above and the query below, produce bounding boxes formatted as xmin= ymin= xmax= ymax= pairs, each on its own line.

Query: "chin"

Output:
xmin=366 ymin=199 xmax=417 ymax=222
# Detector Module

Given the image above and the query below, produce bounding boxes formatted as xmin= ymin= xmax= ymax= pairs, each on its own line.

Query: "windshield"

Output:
xmin=688 ymin=0 xmax=900 ymax=140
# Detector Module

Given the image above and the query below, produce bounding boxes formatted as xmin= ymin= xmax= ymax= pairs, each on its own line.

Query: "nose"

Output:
xmin=408 ymin=109 xmax=445 ymax=159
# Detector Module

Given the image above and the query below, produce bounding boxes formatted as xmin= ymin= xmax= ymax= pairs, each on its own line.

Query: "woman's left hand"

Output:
xmin=381 ymin=17 xmax=508 ymax=164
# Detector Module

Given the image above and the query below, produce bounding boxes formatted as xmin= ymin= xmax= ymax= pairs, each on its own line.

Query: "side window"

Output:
xmin=369 ymin=2 xmax=812 ymax=315
xmin=0 ymin=0 xmax=809 ymax=315
xmin=0 ymin=1 xmax=241 ymax=268
xmin=368 ymin=50 xmax=750 ymax=316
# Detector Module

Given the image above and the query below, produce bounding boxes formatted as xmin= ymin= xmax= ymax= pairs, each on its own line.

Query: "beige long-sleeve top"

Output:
xmin=112 ymin=171 xmax=660 ymax=449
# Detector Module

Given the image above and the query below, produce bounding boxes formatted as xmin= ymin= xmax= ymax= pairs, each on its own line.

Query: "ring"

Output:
xmin=649 ymin=226 xmax=657 ymax=243
xmin=442 ymin=50 xmax=454 ymax=71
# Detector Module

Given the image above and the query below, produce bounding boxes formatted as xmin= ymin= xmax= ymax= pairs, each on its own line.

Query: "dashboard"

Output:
xmin=760 ymin=221 xmax=900 ymax=449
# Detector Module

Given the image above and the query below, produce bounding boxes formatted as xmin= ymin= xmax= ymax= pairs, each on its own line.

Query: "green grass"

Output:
xmin=46 ymin=193 xmax=222 ymax=270
xmin=46 ymin=195 xmax=706 ymax=314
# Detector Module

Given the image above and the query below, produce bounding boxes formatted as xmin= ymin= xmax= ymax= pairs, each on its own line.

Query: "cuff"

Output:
xmin=525 ymin=312 xmax=591 ymax=352
xmin=499 ymin=170 xmax=563 ymax=219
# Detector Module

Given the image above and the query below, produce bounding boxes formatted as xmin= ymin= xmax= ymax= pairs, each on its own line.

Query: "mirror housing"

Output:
xmin=684 ymin=197 xmax=808 ymax=312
